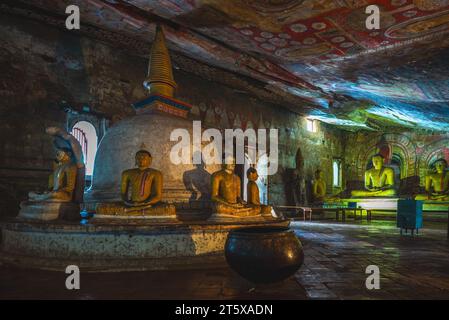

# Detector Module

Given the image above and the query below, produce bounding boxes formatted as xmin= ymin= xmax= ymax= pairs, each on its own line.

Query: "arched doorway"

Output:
xmin=71 ymin=121 xmax=98 ymax=185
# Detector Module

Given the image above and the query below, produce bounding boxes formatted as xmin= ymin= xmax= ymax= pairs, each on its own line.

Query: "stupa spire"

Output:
xmin=144 ymin=24 xmax=177 ymax=97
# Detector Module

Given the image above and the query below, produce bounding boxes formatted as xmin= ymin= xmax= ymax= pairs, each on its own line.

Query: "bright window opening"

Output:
xmin=306 ymin=118 xmax=317 ymax=133
xmin=333 ymin=159 xmax=341 ymax=187
xmin=71 ymin=121 xmax=98 ymax=177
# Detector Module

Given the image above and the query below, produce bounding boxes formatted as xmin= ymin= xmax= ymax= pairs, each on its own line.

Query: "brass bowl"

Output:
xmin=225 ymin=226 xmax=304 ymax=283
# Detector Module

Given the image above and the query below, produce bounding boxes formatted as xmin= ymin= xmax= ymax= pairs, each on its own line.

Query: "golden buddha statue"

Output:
xmin=312 ymin=169 xmax=326 ymax=203
xmin=351 ymin=154 xmax=397 ymax=197
xmin=415 ymin=159 xmax=449 ymax=201
xmin=19 ymin=127 xmax=85 ymax=220
xmin=96 ymin=150 xmax=175 ymax=217
xmin=210 ymin=156 xmax=261 ymax=218
xmin=28 ymin=148 xmax=78 ymax=202
xmin=246 ymin=167 xmax=272 ymax=216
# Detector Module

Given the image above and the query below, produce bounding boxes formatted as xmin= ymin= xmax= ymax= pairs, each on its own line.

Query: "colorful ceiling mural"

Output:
xmin=4 ymin=0 xmax=449 ymax=131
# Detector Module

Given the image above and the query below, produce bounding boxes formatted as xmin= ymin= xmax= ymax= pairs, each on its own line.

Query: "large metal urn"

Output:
xmin=225 ymin=226 xmax=304 ymax=283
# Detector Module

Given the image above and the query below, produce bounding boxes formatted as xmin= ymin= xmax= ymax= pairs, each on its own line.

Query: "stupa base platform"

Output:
xmin=324 ymin=198 xmax=449 ymax=212
xmin=337 ymin=198 xmax=399 ymax=210
xmin=0 ymin=216 xmax=289 ymax=272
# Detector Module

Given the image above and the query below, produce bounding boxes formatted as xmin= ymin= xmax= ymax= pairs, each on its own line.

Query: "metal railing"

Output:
xmin=71 ymin=127 xmax=88 ymax=164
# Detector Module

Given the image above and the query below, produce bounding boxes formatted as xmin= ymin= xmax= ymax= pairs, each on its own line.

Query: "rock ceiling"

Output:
xmin=3 ymin=0 xmax=449 ymax=131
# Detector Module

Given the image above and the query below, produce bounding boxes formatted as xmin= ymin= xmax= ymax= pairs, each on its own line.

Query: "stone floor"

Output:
xmin=294 ymin=220 xmax=449 ymax=299
xmin=1 ymin=219 xmax=449 ymax=299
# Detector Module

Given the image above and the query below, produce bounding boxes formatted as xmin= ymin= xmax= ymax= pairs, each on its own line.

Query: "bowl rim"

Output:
xmin=227 ymin=226 xmax=294 ymax=237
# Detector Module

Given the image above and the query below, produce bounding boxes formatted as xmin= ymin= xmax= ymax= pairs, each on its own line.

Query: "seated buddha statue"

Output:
xmin=415 ymin=159 xmax=449 ymax=201
xmin=95 ymin=150 xmax=175 ymax=217
xmin=28 ymin=148 xmax=78 ymax=202
xmin=351 ymin=154 xmax=397 ymax=197
xmin=19 ymin=127 xmax=85 ymax=220
xmin=210 ymin=156 xmax=261 ymax=218
xmin=246 ymin=167 xmax=272 ymax=217
xmin=312 ymin=169 xmax=326 ymax=203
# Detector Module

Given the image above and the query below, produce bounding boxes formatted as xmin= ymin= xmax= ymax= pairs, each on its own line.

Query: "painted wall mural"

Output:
xmin=4 ymin=0 xmax=449 ymax=131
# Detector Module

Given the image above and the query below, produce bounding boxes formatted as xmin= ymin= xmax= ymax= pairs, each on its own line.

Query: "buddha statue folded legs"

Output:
xmin=96 ymin=201 xmax=176 ymax=216
xmin=415 ymin=159 xmax=449 ymax=201
xmin=351 ymin=188 xmax=397 ymax=197
xmin=95 ymin=149 xmax=176 ymax=218
xmin=415 ymin=193 xmax=449 ymax=201
xmin=211 ymin=202 xmax=262 ymax=217
xmin=351 ymin=154 xmax=397 ymax=198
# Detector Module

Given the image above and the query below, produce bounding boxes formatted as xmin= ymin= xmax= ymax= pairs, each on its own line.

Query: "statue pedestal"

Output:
xmin=18 ymin=201 xmax=80 ymax=221
xmin=0 ymin=216 xmax=289 ymax=271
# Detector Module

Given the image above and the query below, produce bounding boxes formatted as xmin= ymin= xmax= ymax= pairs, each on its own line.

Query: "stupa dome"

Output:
xmin=85 ymin=113 xmax=220 ymax=206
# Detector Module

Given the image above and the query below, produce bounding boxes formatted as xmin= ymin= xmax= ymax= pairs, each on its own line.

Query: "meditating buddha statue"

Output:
xmin=19 ymin=127 xmax=85 ymax=220
xmin=210 ymin=156 xmax=261 ymax=218
xmin=351 ymin=154 xmax=397 ymax=197
xmin=28 ymin=148 xmax=78 ymax=202
xmin=415 ymin=159 xmax=449 ymax=201
xmin=95 ymin=150 xmax=175 ymax=217
xmin=312 ymin=169 xmax=326 ymax=203
xmin=246 ymin=167 xmax=272 ymax=216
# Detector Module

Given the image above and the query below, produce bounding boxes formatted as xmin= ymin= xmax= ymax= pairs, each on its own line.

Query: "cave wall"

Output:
xmin=0 ymin=14 xmax=345 ymax=217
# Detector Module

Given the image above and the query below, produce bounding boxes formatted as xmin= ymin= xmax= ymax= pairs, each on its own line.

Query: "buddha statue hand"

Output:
xmin=28 ymin=190 xmax=72 ymax=202
xmin=235 ymin=198 xmax=247 ymax=206
xmin=28 ymin=191 xmax=43 ymax=199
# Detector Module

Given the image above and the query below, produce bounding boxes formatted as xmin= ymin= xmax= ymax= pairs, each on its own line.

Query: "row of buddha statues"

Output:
xmin=311 ymin=153 xmax=449 ymax=202
xmin=94 ymin=150 xmax=273 ymax=218
xmin=21 ymin=128 xmax=273 ymax=220
xmin=21 ymin=128 xmax=449 ymax=221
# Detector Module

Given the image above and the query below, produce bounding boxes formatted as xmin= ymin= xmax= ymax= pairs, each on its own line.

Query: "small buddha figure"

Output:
xmin=210 ymin=156 xmax=261 ymax=218
xmin=415 ymin=159 xmax=449 ymax=201
xmin=246 ymin=167 xmax=272 ymax=216
xmin=96 ymin=150 xmax=175 ymax=217
xmin=312 ymin=169 xmax=326 ymax=203
xmin=19 ymin=127 xmax=85 ymax=220
xmin=351 ymin=153 xmax=397 ymax=197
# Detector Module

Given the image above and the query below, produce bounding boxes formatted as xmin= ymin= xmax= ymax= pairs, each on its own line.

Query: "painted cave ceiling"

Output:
xmin=3 ymin=0 xmax=449 ymax=131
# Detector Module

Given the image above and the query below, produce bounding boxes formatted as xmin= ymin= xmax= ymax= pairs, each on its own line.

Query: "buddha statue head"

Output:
xmin=55 ymin=148 xmax=73 ymax=164
xmin=223 ymin=155 xmax=236 ymax=174
xmin=372 ymin=154 xmax=385 ymax=170
xmin=46 ymin=126 xmax=61 ymax=136
xmin=315 ymin=169 xmax=323 ymax=180
xmin=434 ymin=159 xmax=448 ymax=174
xmin=135 ymin=150 xmax=152 ymax=170
xmin=247 ymin=167 xmax=258 ymax=182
